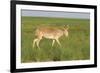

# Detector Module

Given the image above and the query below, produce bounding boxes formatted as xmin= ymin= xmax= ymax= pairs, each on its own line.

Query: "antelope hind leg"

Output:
xmin=36 ymin=39 xmax=41 ymax=49
xmin=33 ymin=38 xmax=38 ymax=48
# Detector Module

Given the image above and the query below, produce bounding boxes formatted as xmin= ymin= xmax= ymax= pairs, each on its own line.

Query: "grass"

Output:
xmin=21 ymin=16 xmax=90 ymax=63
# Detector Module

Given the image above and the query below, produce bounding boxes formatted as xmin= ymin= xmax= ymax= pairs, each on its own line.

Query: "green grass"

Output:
xmin=21 ymin=16 xmax=90 ymax=63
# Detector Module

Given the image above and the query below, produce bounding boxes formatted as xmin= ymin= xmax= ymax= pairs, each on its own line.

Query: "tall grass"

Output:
xmin=21 ymin=17 xmax=90 ymax=63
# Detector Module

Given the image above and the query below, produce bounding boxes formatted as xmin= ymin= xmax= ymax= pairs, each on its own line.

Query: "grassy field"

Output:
xmin=21 ymin=16 xmax=90 ymax=63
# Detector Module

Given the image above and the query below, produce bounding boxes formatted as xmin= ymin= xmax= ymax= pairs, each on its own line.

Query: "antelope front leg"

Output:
xmin=55 ymin=39 xmax=61 ymax=47
xmin=52 ymin=40 xmax=55 ymax=47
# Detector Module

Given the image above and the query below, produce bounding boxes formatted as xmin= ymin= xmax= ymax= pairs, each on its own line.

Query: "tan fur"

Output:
xmin=33 ymin=26 xmax=69 ymax=49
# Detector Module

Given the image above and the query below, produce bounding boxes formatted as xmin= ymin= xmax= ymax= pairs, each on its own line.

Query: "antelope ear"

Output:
xmin=64 ymin=25 xmax=69 ymax=30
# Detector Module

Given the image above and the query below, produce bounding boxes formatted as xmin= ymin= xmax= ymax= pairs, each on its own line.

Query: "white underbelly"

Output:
xmin=43 ymin=33 xmax=62 ymax=39
xmin=43 ymin=35 xmax=54 ymax=39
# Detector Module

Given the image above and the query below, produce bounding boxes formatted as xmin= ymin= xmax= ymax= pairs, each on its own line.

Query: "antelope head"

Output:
xmin=63 ymin=25 xmax=69 ymax=37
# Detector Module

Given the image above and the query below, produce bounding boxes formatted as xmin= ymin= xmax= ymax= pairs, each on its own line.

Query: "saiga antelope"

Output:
xmin=33 ymin=25 xmax=69 ymax=49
